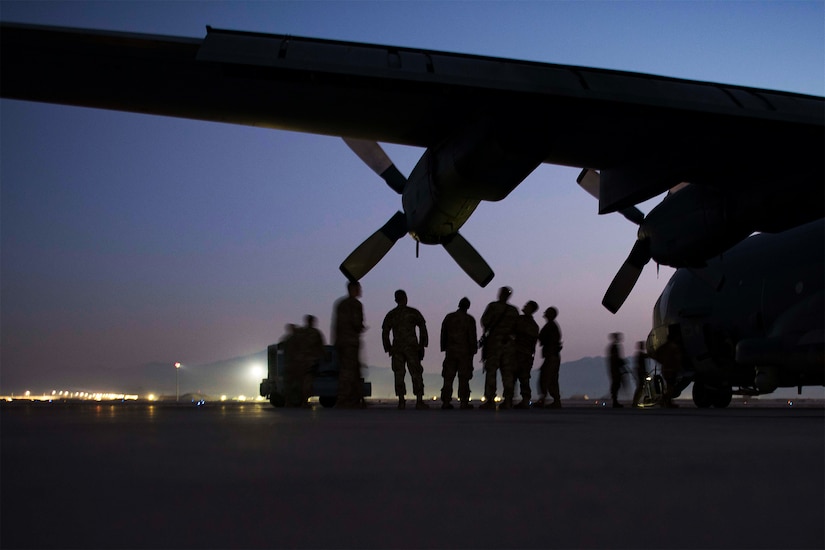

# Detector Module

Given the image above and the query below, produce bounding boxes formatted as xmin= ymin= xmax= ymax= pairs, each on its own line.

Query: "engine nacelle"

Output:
xmin=640 ymin=184 xmax=753 ymax=267
xmin=403 ymin=119 xmax=549 ymax=244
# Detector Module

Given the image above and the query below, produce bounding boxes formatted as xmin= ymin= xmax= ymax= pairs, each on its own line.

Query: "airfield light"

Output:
xmin=174 ymin=362 xmax=181 ymax=403
xmin=250 ymin=364 xmax=264 ymax=380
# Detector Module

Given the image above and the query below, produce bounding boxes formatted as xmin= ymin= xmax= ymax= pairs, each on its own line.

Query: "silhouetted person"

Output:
xmin=607 ymin=332 xmax=626 ymax=408
xmin=295 ymin=314 xmax=326 ymax=407
xmin=510 ymin=300 xmax=539 ymax=409
xmin=439 ymin=297 xmax=478 ymax=409
xmin=334 ymin=281 xmax=366 ymax=408
xmin=479 ymin=286 xmax=519 ymax=409
xmin=280 ymin=323 xmax=302 ymax=407
xmin=382 ymin=289 xmax=429 ymax=409
xmin=536 ymin=307 xmax=563 ymax=408
xmin=632 ymin=341 xmax=648 ymax=407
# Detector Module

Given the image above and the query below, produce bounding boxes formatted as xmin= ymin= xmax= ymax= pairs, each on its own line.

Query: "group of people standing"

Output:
xmin=476 ymin=286 xmax=563 ymax=410
xmin=286 ymin=281 xmax=663 ymax=410
xmin=325 ymin=282 xmax=564 ymax=410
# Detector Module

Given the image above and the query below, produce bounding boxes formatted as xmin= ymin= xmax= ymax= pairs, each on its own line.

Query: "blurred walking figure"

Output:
xmin=632 ymin=341 xmax=648 ymax=407
xmin=479 ymin=286 xmax=519 ymax=409
xmin=536 ymin=307 xmax=563 ymax=408
xmin=382 ymin=289 xmax=429 ymax=409
xmin=295 ymin=315 xmax=326 ymax=407
xmin=281 ymin=323 xmax=302 ymax=407
xmin=510 ymin=300 xmax=539 ymax=409
xmin=607 ymin=332 xmax=626 ymax=408
xmin=334 ymin=281 xmax=366 ymax=408
xmin=439 ymin=297 xmax=478 ymax=409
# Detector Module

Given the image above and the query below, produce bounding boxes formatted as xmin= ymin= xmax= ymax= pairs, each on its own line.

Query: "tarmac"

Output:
xmin=2 ymin=400 xmax=823 ymax=549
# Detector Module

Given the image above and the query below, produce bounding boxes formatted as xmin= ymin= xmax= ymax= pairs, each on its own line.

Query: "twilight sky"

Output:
xmin=1 ymin=0 xmax=823 ymax=394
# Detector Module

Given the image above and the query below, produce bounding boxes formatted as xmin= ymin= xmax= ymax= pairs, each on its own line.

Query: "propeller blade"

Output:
xmin=668 ymin=182 xmax=690 ymax=195
xmin=602 ymin=238 xmax=651 ymax=313
xmin=339 ymin=211 xmax=408 ymax=282
xmin=343 ymin=138 xmax=406 ymax=194
xmin=442 ymin=232 xmax=495 ymax=287
xmin=576 ymin=168 xmax=645 ymax=225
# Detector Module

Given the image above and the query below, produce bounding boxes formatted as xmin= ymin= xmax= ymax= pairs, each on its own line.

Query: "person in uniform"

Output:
xmin=632 ymin=341 xmax=648 ymax=407
xmin=510 ymin=300 xmax=539 ymax=409
xmin=382 ymin=289 xmax=429 ymax=409
xmin=439 ymin=297 xmax=478 ymax=409
xmin=294 ymin=314 xmax=326 ymax=407
xmin=479 ymin=286 xmax=519 ymax=410
xmin=607 ymin=332 xmax=626 ymax=408
xmin=334 ymin=281 xmax=366 ymax=408
xmin=536 ymin=307 xmax=563 ymax=408
xmin=280 ymin=323 xmax=302 ymax=407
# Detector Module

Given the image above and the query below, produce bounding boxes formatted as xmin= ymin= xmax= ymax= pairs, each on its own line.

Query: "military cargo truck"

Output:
xmin=259 ymin=343 xmax=371 ymax=408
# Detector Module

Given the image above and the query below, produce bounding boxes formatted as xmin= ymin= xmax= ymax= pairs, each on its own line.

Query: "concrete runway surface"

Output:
xmin=2 ymin=401 xmax=823 ymax=549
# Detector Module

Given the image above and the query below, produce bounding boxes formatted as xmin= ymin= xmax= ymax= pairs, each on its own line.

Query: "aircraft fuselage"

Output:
xmin=647 ymin=219 xmax=825 ymax=406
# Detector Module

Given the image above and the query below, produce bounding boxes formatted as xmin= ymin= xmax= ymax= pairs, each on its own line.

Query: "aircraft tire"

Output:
xmin=319 ymin=396 xmax=338 ymax=408
xmin=711 ymin=385 xmax=732 ymax=408
xmin=692 ymin=381 xmax=713 ymax=408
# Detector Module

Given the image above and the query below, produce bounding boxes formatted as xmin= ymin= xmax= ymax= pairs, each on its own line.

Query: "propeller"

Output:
xmin=577 ymin=169 xmax=651 ymax=313
xmin=442 ymin=233 xmax=495 ymax=287
xmin=340 ymin=138 xmax=494 ymax=286
xmin=578 ymin=169 xmax=724 ymax=313
xmin=339 ymin=210 xmax=408 ymax=282
xmin=343 ymin=138 xmax=406 ymax=194
xmin=602 ymin=236 xmax=652 ymax=314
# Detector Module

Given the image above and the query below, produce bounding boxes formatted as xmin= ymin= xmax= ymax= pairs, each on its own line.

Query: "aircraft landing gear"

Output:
xmin=319 ymin=396 xmax=338 ymax=408
xmin=269 ymin=391 xmax=286 ymax=408
xmin=692 ymin=379 xmax=732 ymax=408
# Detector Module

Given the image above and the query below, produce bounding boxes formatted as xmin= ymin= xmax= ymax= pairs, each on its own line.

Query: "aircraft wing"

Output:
xmin=2 ymin=22 xmax=823 ymax=213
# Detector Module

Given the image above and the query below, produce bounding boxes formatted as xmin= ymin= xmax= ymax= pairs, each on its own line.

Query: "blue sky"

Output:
xmin=1 ymin=1 xmax=823 ymax=394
